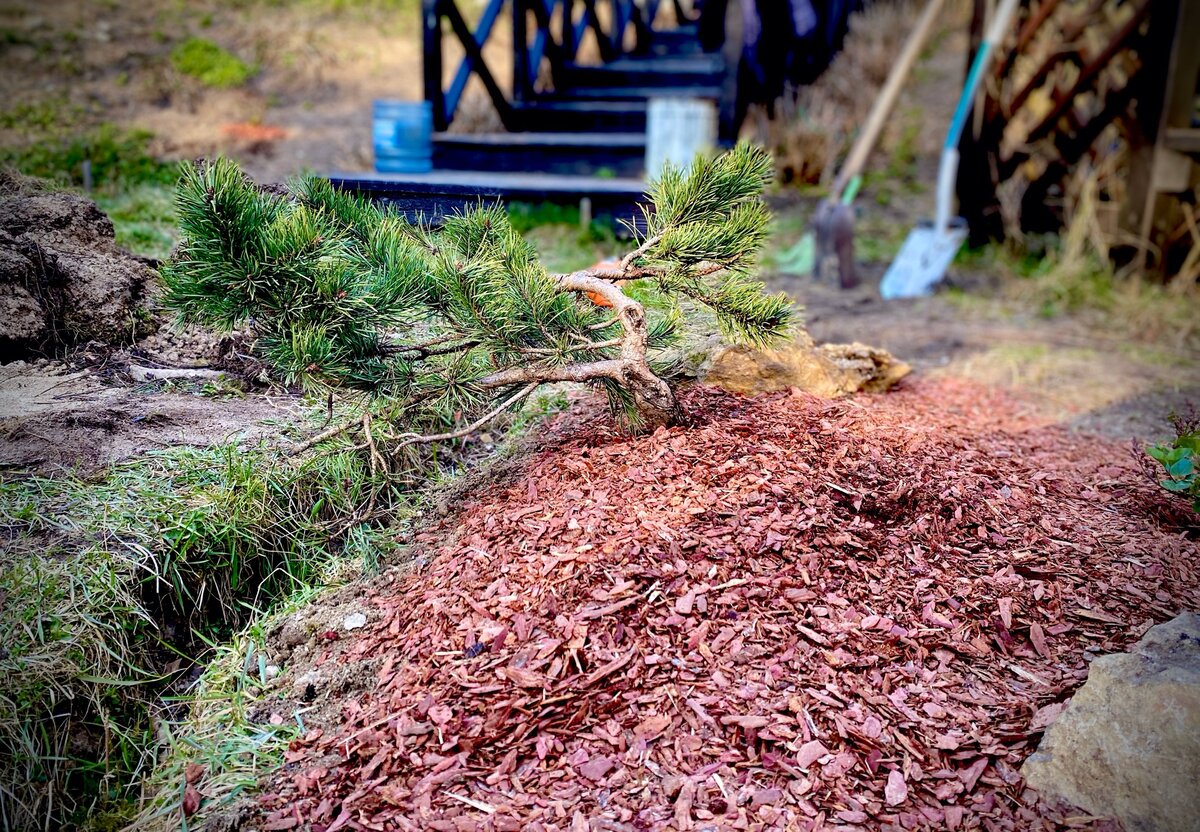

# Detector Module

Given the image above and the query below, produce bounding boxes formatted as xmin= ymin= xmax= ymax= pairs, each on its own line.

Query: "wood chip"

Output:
xmin=253 ymin=381 xmax=1200 ymax=831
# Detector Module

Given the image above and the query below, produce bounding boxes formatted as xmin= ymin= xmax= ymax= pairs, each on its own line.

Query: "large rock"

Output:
xmin=0 ymin=169 xmax=154 ymax=359
xmin=1023 ymin=613 xmax=1200 ymax=832
xmin=699 ymin=331 xmax=910 ymax=398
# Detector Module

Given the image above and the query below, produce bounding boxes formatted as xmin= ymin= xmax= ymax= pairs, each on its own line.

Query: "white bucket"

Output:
xmin=645 ymin=97 xmax=717 ymax=176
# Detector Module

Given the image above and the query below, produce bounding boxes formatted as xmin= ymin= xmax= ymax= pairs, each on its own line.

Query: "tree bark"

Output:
xmin=479 ymin=267 xmax=681 ymax=429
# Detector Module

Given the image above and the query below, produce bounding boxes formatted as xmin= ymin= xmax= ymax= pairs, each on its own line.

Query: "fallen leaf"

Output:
xmin=182 ymin=785 xmax=201 ymax=816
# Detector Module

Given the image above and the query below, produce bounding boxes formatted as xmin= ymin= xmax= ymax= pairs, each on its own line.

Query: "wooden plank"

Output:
xmin=331 ymin=169 xmax=646 ymax=195
xmin=1118 ymin=0 xmax=1192 ymax=273
xmin=512 ymin=99 xmax=647 ymax=132
xmin=432 ymin=132 xmax=645 ymax=175
xmin=432 ymin=131 xmax=645 ymax=147
xmin=548 ymin=84 xmax=723 ymax=100
xmin=1164 ymin=128 xmax=1200 ymax=155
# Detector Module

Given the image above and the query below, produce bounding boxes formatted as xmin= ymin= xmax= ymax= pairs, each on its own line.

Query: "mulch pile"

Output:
xmin=258 ymin=378 xmax=1199 ymax=832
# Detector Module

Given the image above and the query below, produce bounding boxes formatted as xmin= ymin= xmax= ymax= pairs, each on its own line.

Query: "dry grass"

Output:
xmin=768 ymin=0 xmax=931 ymax=185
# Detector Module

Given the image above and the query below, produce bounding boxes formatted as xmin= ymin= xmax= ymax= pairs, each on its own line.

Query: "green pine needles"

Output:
xmin=161 ymin=143 xmax=793 ymax=444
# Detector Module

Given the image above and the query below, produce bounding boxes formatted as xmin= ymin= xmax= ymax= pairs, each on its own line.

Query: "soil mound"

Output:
xmin=254 ymin=379 xmax=1198 ymax=831
xmin=0 ymin=169 xmax=154 ymax=359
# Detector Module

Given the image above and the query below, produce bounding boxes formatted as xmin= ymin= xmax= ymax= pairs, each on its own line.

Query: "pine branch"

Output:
xmin=392 ymin=383 xmax=539 ymax=448
xmin=164 ymin=146 xmax=795 ymax=444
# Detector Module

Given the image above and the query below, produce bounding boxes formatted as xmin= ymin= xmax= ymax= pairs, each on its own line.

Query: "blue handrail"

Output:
xmin=424 ymin=0 xmax=688 ymax=131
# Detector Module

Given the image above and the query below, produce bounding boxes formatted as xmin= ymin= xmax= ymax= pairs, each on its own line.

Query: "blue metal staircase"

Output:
xmin=331 ymin=0 xmax=732 ymax=223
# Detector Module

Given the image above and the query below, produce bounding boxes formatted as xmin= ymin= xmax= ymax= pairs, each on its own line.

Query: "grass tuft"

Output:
xmin=126 ymin=585 xmax=321 ymax=832
xmin=0 ymin=124 xmax=177 ymax=192
xmin=0 ymin=437 xmax=409 ymax=829
xmin=170 ymin=38 xmax=255 ymax=89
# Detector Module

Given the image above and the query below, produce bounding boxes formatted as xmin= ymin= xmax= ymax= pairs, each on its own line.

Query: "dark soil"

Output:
xmin=0 ymin=169 xmax=154 ymax=359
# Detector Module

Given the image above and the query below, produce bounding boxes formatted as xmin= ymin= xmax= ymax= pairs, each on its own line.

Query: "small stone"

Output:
xmin=698 ymin=333 xmax=910 ymax=398
xmin=264 ymin=664 xmax=281 ymax=679
xmin=342 ymin=612 xmax=367 ymax=631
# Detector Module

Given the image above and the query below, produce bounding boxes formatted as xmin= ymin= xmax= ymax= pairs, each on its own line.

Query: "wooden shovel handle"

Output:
xmin=831 ymin=0 xmax=947 ymax=201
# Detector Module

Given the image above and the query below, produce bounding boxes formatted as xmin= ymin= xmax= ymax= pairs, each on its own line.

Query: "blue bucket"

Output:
xmin=373 ymin=100 xmax=433 ymax=173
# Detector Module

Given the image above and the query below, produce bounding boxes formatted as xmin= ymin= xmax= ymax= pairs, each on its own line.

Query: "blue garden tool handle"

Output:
xmin=945 ymin=43 xmax=991 ymax=151
xmin=934 ymin=0 xmax=1020 ymax=233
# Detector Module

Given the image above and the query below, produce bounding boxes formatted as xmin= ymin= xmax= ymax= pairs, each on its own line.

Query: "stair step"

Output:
xmin=642 ymin=25 xmax=707 ymax=56
xmin=512 ymin=100 xmax=648 ymax=133
xmin=330 ymin=170 xmax=648 ymax=229
xmin=560 ymin=55 xmax=724 ymax=88
xmin=433 ymin=131 xmax=645 ymax=176
xmin=544 ymin=85 xmax=725 ymax=101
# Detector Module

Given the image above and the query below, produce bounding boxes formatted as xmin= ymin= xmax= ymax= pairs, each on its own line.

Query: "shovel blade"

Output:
xmin=880 ymin=219 xmax=968 ymax=299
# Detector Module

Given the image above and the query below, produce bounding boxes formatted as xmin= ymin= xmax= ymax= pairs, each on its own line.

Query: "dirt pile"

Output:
xmin=251 ymin=379 xmax=1198 ymax=831
xmin=0 ymin=170 xmax=154 ymax=359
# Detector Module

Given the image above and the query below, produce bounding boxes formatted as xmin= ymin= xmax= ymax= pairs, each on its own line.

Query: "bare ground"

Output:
xmin=0 ymin=356 xmax=304 ymax=475
xmin=778 ymin=266 xmax=1199 ymax=443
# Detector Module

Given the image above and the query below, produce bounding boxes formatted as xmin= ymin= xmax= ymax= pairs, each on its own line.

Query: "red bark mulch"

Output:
xmin=258 ymin=378 xmax=1199 ymax=832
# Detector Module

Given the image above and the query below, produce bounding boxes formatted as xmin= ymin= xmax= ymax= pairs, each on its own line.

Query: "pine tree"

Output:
xmin=161 ymin=144 xmax=794 ymax=447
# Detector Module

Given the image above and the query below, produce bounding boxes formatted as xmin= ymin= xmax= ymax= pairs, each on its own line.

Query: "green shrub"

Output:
xmin=170 ymin=38 xmax=255 ymax=88
xmin=1149 ymin=408 xmax=1200 ymax=513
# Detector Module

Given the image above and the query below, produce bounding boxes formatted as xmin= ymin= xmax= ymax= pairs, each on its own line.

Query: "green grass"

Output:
xmin=508 ymin=202 xmax=623 ymax=273
xmin=853 ymin=214 xmax=908 ymax=264
xmin=128 ymin=585 xmax=318 ymax=832
xmin=96 ymin=183 xmax=179 ymax=260
xmin=0 ymin=437 xmax=408 ymax=829
xmin=170 ymin=38 xmax=255 ymax=89
xmin=0 ymin=103 xmax=180 ymax=256
xmin=951 ymin=241 xmax=1200 ymax=352
xmin=0 ymin=98 xmax=83 ymax=132
xmin=0 ymin=123 xmax=177 ymax=192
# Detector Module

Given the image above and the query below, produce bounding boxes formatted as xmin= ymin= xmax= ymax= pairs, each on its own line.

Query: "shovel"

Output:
xmin=880 ymin=0 xmax=1020 ymax=299
xmin=778 ymin=0 xmax=946 ymax=284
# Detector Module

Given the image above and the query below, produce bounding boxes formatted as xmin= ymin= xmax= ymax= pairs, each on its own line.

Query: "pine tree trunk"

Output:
xmin=478 ymin=269 xmax=682 ymax=431
xmin=624 ymin=365 xmax=682 ymax=429
xmin=560 ymin=271 xmax=681 ymax=429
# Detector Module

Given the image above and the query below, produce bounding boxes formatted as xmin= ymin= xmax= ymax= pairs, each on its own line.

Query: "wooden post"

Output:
xmin=1119 ymin=0 xmax=1199 ymax=277
xmin=423 ymin=0 xmax=447 ymax=130
xmin=955 ymin=0 xmax=1006 ymax=244
xmin=562 ymin=0 xmax=577 ymax=59
xmin=513 ymin=0 xmax=530 ymax=103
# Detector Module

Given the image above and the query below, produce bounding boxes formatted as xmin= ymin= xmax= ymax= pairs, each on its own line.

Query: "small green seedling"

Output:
xmin=1148 ymin=408 xmax=1200 ymax=512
